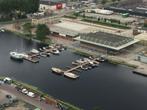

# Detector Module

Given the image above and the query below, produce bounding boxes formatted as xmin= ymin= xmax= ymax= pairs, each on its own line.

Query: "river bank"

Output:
xmin=0 ymin=77 xmax=82 ymax=110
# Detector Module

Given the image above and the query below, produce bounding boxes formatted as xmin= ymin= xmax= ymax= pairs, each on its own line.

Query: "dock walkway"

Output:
xmin=63 ymin=58 xmax=98 ymax=73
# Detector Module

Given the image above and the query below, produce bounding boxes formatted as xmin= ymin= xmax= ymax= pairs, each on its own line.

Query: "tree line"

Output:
xmin=0 ymin=0 xmax=40 ymax=14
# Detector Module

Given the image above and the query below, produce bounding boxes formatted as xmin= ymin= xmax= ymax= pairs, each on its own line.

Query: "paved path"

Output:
xmin=0 ymin=84 xmax=60 ymax=110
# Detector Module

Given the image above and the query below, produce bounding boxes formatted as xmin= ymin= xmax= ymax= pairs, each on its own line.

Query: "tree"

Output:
xmin=36 ymin=24 xmax=50 ymax=41
xmin=0 ymin=0 xmax=39 ymax=14
xmin=22 ymin=23 xmax=32 ymax=37
xmin=101 ymin=0 xmax=107 ymax=4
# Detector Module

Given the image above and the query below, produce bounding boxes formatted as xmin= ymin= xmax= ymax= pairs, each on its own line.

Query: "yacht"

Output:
xmin=51 ymin=67 xmax=63 ymax=74
xmin=10 ymin=52 xmax=24 ymax=61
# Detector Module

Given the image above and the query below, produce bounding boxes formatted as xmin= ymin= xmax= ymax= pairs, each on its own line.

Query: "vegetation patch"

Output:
xmin=81 ymin=18 xmax=130 ymax=29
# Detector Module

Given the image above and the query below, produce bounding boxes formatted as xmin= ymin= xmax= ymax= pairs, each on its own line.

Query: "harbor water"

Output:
xmin=1 ymin=32 xmax=147 ymax=110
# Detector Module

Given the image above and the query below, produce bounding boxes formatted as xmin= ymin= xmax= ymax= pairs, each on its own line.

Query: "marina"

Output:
xmin=10 ymin=44 xmax=66 ymax=63
xmin=51 ymin=57 xmax=102 ymax=79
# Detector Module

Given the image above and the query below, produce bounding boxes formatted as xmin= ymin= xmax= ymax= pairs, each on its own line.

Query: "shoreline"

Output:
xmin=4 ymin=30 xmax=144 ymax=70
xmin=0 ymin=77 xmax=82 ymax=110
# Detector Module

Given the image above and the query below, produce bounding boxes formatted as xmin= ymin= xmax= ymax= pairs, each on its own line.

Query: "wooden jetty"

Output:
xmin=51 ymin=57 xmax=100 ymax=79
xmin=21 ymin=45 xmax=65 ymax=63
xmin=64 ymin=58 xmax=98 ymax=73
xmin=24 ymin=57 xmax=39 ymax=63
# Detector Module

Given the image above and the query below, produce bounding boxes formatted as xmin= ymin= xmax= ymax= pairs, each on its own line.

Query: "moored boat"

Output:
xmin=64 ymin=72 xmax=79 ymax=79
xmin=51 ymin=67 xmax=63 ymax=75
xmin=30 ymin=49 xmax=39 ymax=54
xmin=10 ymin=52 xmax=24 ymax=61
xmin=52 ymin=49 xmax=60 ymax=55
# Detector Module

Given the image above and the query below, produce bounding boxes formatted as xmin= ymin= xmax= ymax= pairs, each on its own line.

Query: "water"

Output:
xmin=1 ymin=32 xmax=147 ymax=110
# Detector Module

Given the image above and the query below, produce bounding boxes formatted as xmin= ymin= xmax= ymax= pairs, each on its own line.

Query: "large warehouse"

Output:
xmin=105 ymin=0 xmax=147 ymax=17
xmin=75 ymin=32 xmax=139 ymax=54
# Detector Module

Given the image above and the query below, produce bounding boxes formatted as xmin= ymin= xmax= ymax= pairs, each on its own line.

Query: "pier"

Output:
xmin=23 ymin=57 xmax=39 ymax=63
xmin=64 ymin=58 xmax=99 ymax=73
xmin=51 ymin=57 xmax=101 ymax=79
xmin=15 ymin=44 xmax=65 ymax=63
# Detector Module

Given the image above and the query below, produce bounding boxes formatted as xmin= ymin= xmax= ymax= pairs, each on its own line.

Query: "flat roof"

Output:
xmin=50 ymin=26 xmax=79 ymax=37
xmin=53 ymin=21 xmax=91 ymax=32
xmin=75 ymin=32 xmax=139 ymax=50
xmin=84 ymin=13 xmax=137 ymax=23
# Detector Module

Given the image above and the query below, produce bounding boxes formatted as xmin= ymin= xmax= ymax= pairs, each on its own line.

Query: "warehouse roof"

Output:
xmin=75 ymin=32 xmax=139 ymax=50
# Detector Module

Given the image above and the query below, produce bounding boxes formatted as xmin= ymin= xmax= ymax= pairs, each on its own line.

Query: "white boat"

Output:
xmin=1 ymin=29 xmax=5 ymax=32
xmin=64 ymin=72 xmax=79 ymax=79
xmin=10 ymin=52 xmax=24 ymax=61
xmin=51 ymin=67 xmax=63 ymax=74
xmin=30 ymin=49 xmax=39 ymax=54
xmin=52 ymin=49 xmax=60 ymax=55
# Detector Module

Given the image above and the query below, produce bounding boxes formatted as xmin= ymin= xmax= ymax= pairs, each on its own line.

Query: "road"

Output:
xmin=0 ymin=84 xmax=59 ymax=110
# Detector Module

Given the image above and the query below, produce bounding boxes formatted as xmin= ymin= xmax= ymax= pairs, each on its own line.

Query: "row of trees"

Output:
xmin=22 ymin=23 xmax=51 ymax=42
xmin=0 ymin=0 xmax=39 ymax=14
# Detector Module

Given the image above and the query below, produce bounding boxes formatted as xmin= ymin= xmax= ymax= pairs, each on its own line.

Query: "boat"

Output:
xmin=43 ymin=47 xmax=46 ymax=50
xmin=30 ymin=49 xmax=39 ymax=54
xmin=1 ymin=29 xmax=5 ymax=32
xmin=64 ymin=72 xmax=79 ymax=79
xmin=39 ymin=48 xmax=43 ymax=52
xmin=80 ymin=65 xmax=88 ymax=70
xmin=72 ymin=61 xmax=79 ymax=65
xmin=40 ymin=53 xmax=47 ymax=57
xmin=46 ymin=52 xmax=51 ymax=57
xmin=10 ymin=52 xmax=24 ymax=61
xmin=51 ymin=67 xmax=63 ymax=74
xmin=52 ymin=49 xmax=60 ymax=55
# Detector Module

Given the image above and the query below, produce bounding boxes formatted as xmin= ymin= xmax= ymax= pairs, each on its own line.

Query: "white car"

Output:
xmin=22 ymin=89 xmax=29 ymax=95
xmin=27 ymin=92 xmax=35 ymax=98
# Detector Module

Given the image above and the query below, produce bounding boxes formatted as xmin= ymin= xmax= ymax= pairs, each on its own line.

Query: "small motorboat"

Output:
xmin=64 ymin=72 xmax=79 ymax=79
xmin=30 ymin=49 xmax=39 ymax=54
xmin=52 ymin=49 xmax=60 ymax=55
xmin=1 ymin=29 xmax=5 ymax=32
xmin=51 ymin=67 xmax=63 ymax=75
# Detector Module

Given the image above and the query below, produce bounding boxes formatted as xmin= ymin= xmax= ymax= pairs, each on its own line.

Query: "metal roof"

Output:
xmin=75 ymin=32 xmax=139 ymax=50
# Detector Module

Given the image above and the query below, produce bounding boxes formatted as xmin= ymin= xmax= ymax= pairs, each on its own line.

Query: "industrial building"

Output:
xmin=39 ymin=0 xmax=66 ymax=11
xmin=84 ymin=12 xmax=137 ymax=24
xmin=85 ymin=9 xmax=114 ymax=15
xmin=105 ymin=0 xmax=147 ymax=17
xmin=75 ymin=32 xmax=139 ymax=54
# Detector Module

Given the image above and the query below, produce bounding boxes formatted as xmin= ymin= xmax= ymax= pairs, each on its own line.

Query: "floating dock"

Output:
xmin=24 ymin=57 xmax=39 ymax=63
xmin=18 ymin=44 xmax=65 ymax=63
xmin=51 ymin=57 xmax=100 ymax=79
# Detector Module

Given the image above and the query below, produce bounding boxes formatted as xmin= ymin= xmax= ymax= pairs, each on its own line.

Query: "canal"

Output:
xmin=1 ymin=32 xmax=147 ymax=110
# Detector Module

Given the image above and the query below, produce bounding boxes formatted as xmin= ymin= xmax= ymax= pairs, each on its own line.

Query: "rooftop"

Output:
xmin=40 ymin=0 xmax=65 ymax=5
xmin=84 ymin=13 xmax=137 ymax=23
xmin=75 ymin=32 xmax=139 ymax=50
xmin=53 ymin=21 xmax=91 ymax=32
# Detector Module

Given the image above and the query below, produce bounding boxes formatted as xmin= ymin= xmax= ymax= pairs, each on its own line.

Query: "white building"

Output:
xmin=85 ymin=8 xmax=114 ymax=15
xmin=39 ymin=0 xmax=66 ymax=11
